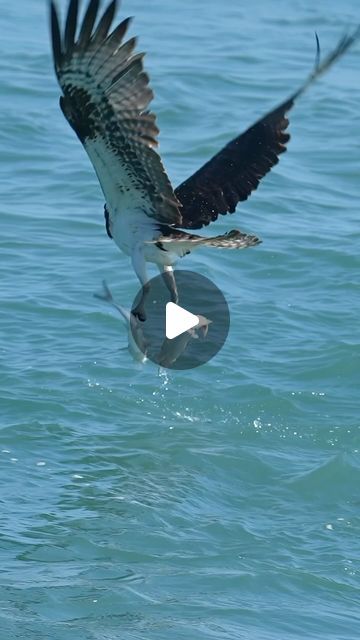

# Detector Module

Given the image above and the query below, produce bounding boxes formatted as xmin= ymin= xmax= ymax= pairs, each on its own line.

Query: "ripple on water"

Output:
xmin=1 ymin=0 xmax=360 ymax=638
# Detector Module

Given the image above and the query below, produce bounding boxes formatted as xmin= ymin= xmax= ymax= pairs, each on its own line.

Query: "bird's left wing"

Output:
xmin=175 ymin=29 xmax=360 ymax=230
xmin=50 ymin=0 xmax=181 ymax=225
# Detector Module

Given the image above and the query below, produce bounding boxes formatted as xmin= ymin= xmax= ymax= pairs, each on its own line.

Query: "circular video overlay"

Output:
xmin=130 ymin=270 xmax=230 ymax=369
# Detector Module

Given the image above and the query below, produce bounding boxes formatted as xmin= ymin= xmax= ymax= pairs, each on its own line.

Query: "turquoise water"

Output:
xmin=1 ymin=0 xmax=359 ymax=638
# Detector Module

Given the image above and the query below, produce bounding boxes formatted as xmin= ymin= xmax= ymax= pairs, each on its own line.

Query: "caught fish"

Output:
xmin=94 ymin=281 xmax=148 ymax=363
xmin=156 ymin=315 xmax=212 ymax=368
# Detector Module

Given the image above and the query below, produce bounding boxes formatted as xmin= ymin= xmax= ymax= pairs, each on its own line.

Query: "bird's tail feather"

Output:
xmin=149 ymin=229 xmax=261 ymax=251
xmin=188 ymin=229 xmax=261 ymax=249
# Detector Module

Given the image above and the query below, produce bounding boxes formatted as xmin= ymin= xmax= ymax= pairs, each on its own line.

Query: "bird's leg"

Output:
xmin=160 ymin=265 xmax=179 ymax=304
xmin=131 ymin=243 xmax=150 ymax=322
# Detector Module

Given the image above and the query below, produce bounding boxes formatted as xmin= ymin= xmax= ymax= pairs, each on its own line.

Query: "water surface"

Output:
xmin=0 ymin=0 xmax=359 ymax=638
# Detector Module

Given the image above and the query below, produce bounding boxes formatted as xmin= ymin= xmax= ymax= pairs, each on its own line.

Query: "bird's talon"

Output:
xmin=132 ymin=308 xmax=146 ymax=322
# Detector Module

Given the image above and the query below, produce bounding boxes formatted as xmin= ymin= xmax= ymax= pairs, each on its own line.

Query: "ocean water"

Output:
xmin=1 ymin=0 xmax=359 ymax=638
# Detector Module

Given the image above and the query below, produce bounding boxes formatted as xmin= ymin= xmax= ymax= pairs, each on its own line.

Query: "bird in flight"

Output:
xmin=50 ymin=0 xmax=359 ymax=320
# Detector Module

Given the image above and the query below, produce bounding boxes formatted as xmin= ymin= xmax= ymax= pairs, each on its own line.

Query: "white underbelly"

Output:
xmin=143 ymin=243 xmax=179 ymax=266
xmin=110 ymin=208 xmax=155 ymax=257
xmin=110 ymin=208 xmax=180 ymax=267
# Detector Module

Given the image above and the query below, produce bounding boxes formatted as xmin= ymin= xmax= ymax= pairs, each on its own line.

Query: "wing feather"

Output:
xmin=78 ymin=0 xmax=100 ymax=49
xmin=64 ymin=0 xmax=78 ymax=50
xmin=175 ymin=28 xmax=360 ymax=230
xmin=91 ymin=0 xmax=116 ymax=44
xmin=50 ymin=3 xmax=62 ymax=68
xmin=50 ymin=0 xmax=181 ymax=225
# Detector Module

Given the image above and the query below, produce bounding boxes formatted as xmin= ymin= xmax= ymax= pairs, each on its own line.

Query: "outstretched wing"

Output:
xmin=175 ymin=29 xmax=360 ymax=230
xmin=50 ymin=0 xmax=181 ymax=225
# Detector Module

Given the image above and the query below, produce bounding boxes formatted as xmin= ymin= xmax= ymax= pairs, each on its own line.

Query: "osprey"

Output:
xmin=50 ymin=0 xmax=359 ymax=320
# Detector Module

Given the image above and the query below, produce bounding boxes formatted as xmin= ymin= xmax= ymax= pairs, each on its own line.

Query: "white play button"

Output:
xmin=165 ymin=302 xmax=199 ymax=340
xmin=130 ymin=270 xmax=230 ymax=369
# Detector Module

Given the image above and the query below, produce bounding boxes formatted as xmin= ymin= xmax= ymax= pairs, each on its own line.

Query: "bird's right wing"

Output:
xmin=175 ymin=28 xmax=360 ymax=230
xmin=50 ymin=0 xmax=181 ymax=225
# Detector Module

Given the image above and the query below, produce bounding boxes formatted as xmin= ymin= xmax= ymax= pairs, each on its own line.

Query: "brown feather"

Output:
xmin=49 ymin=0 xmax=181 ymax=225
xmin=175 ymin=29 xmax=360 ymax=230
